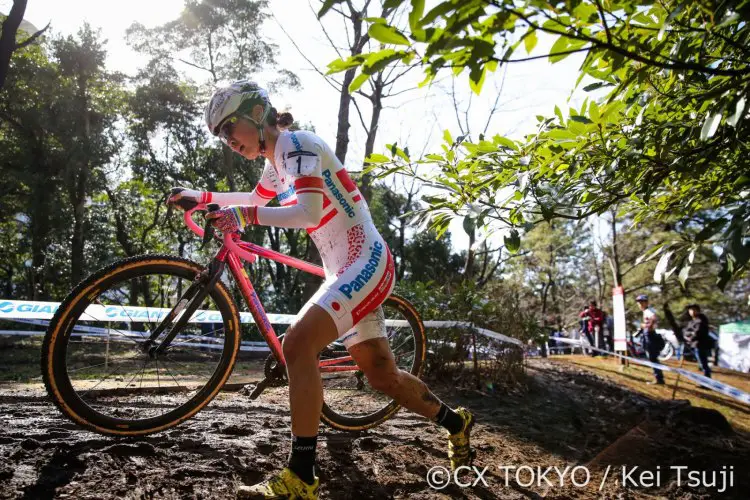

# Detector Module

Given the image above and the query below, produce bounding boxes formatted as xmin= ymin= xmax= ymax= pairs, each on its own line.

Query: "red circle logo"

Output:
xmin=332 ymin=301 xmax=341 ymax=311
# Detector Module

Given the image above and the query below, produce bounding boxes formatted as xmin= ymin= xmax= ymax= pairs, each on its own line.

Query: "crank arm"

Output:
xmin=248 ymin=378 xmax=270 ymax=400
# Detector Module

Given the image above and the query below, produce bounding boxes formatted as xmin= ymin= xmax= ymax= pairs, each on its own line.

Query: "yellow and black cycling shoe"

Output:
xmin=448 ymin=407 xmax=476 ymax=470
xmin=237 ymin=467 xmax=319 ymax=499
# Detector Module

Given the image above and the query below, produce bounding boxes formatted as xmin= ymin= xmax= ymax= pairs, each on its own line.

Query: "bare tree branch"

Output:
xmin=383 ymin=61 xmax=420 ymax=88
xmin=594 ymin=0 xmax=612 ymax=45
xmin=309 ymin=0 xmax=343 ymax=59
xmin=495 ymin=4 xmax=747 ymax=77
xmin=176 ymin=57 xmax=214 ymax=75
xmin=464 ymin=89 xmax=473 ymax=136
xmin=271 ymin=12 xmax=343 ymax=93
xmin=450 ymin=77 xmax=466 ymax=135
xmin=482 ymin=64 xmax=507 ymax=136
xmin=14 ymin=21 xmax=50 ymax=50
xmin=350 ymin=95 xmax=370 ymax=134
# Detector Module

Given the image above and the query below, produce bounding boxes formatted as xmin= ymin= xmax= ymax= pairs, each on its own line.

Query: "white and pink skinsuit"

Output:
xmin=209 ymin=130 xmax=395 ymax=347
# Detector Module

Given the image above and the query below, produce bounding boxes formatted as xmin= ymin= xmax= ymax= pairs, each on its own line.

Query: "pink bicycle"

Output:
xmin=42 ymin=194 xmax=425 ymax=436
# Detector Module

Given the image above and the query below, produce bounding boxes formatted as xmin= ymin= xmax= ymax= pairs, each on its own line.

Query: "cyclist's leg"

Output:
xmin=346 ymin=326 xmax=476 ymax=469
xmin=346 ymin=333 xmax=441 ymax=418
xmin=244 ymin=236 xmax=396 ymax=494
xmin=283 ymin=304 xmax=339 ymax=437
xmin=240 ymin=303 xmax=338 ymax=495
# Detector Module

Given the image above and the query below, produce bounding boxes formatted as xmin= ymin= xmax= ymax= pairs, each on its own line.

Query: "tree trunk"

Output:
xmin=334 ymin=68 xmax=356 ymax=164
xmin=360 ymin=76 xmax=383 ymax=203
xmin=334 ymin=9 xmax=368 ymax=164
xmin=396 ymin=217 xmax=406 ymax=280
xmin=0 ymin=0 xmax=27 ymax=90
xmin=463 ymin=227 xmax=476 ymax=280
xmin=592 ymin=225 xmax=605 ymax=304
xmin=106 ymin=187 xmax=137 ymax=257
xmin=29 ymin=160 xmax=54 ymax=300
xmin=30 ymin=205 xmax=50 ymax=299
xmin=540 ymin=280 xmax=551 ymax=358
xmin=222 ymin=145 xmax=237 ymax=191
xmin=70 ymin=176 xmax=87 ymax=284
xmin=2 ymin=266 xmax=12 ymax=298
xmin=609 ymin=209 xmax=623 ymax=288
xmin=69 ymin=75 xmax=91 ymax=284
xmin=301 ymin=241 xmax=323 ymax=304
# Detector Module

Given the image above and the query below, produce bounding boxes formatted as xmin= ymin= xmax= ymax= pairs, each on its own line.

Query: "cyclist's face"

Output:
xmin=221 ymin=117 xmax=261 ymax=160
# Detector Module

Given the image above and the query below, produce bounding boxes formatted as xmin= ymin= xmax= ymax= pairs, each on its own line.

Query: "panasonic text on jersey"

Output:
xmin=322 ymin=169 xmax=356 ymax=218
xmin=339 ymin=242 xmax=383 ymax=299
xmin=290 ymin=132 xmax=303 ymax=152
xmin=277 ymin=186 xmax=295 ymax=201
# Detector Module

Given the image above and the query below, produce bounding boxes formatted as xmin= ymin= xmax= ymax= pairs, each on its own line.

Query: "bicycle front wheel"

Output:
xmin=320 ymin=294 xmax=425 ymax=431
xmin=42 ymin=254 xmax=241 ymax=436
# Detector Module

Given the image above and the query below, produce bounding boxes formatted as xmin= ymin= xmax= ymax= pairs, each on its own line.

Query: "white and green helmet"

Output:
xmin=204 ymin=80 xmax=273 ymax=136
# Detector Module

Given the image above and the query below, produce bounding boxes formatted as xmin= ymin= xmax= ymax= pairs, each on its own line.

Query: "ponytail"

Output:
xmin=276 ymin=112 xmax=294 ymax=130
xmin=266 ymin=107 xmax=295 ymax=131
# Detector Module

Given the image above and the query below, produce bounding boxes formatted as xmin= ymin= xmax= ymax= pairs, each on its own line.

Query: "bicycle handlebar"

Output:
xmin=182 ymin=204 xmax=258 ymax=264
xmin=222 ymin=232 xmax=259 ymax=263
xmin=183 ymin=204 xmax=207 ymax=238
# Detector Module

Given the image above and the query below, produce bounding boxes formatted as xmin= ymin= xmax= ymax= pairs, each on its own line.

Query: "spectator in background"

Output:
xmin=579 ymin=305 xmax=590 ymax=337
xmin=580 ymin=300 xmax=605 ymax=353
xmin=579 ymin=305 xmax=592 ymax=355
xmin=604 ymin=310 xmax=615 ymax=352
xmin=684 ymin=304 xmax=713 ymax=379
xmin=636 ymin=294 xmax=665 ymax=385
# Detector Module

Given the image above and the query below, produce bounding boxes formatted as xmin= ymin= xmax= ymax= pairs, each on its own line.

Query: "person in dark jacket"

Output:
xmin=685 ymin=304 xmax=712 ymax=378
xmin=580 ymin=301 xmax=604 ymax=355
xmin=636 ymin=294 xmax=664 ymax=385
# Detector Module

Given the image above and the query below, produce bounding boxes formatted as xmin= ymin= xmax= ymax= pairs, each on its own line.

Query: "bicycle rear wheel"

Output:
xmin=42 ymin=254 xmax=241 ymax=436
xmin=320 ymin=295 xmax=425 ymax=431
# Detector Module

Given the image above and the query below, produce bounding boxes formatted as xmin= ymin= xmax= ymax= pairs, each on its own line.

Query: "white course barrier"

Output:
xmin=0 ymin=300 xmax=524 ymax=347
xmin=553 ymin=337 xmax=750 ymax=406
xmin=0 ymin=299 xmax=296 ymax=325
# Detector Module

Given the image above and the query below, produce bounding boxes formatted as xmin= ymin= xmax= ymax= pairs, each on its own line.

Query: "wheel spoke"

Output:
xmin=50 ymin=260 xmax=235 ymax=430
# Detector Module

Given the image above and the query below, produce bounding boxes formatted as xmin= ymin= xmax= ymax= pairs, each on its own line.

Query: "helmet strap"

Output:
xmin=256 ymin=106 xmax=271 ymax=155
xmin=258 ymin=127 xmax=267 ymax=155
xmin=239 ymin=105 xmax=271 ymax=155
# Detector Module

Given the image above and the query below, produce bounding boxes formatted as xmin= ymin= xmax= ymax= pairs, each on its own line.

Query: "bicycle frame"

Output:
xmin=182 ymin=204 xmax=356 ymax=373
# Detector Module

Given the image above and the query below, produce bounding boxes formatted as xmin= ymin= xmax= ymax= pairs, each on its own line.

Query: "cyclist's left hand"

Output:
xmin=205 ymin=206 xmax=257 ymax=232
xmin=167 ymin=187 xmax=207 ymax=207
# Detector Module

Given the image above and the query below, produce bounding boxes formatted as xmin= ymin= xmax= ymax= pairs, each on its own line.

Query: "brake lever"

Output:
xmin=201 ymin=203 xmax=220 ymax=249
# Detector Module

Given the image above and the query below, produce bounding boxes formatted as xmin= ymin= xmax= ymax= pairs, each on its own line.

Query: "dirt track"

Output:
xmin=1 ymin=358 xmax=748 ymax=499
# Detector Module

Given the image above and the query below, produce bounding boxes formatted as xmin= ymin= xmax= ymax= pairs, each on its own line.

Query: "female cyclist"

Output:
xmin=168 ymin=80 xmax=475 ymax=499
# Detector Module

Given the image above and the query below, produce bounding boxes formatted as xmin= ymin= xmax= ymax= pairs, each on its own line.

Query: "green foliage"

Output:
xmin=345 ymin=1 xmax=750 ymax=289
xmin=398 ymin=279 xmax=542 ymax=344
xmin=126 ymin=0 xmax=285 ymax=83
xmin=0 ymin=7 xmax=284 ymax=301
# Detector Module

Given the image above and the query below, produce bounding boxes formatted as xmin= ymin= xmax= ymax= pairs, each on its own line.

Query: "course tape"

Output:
xmin=0 ymin=329 xmax=272 ymax=353
xmin=0 ymin=299 xmax=523 ymax=345
xmin=422 ymin=320 xmax=524 ymax=346
xmin=553 ymin=337 xmax=750 ymax=406
xmin=0 ymin=299 xmax=296 ymax=325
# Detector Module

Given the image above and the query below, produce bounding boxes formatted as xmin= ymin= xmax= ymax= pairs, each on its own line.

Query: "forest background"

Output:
xmin=1 ymin=0 xmax=748 ymax=346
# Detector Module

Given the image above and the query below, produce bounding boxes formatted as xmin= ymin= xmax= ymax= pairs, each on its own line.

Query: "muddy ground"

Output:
xmin=1 ymin=358 xmax=748 ymax=499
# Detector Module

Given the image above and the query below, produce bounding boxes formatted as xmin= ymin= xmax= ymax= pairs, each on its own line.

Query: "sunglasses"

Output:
xmin=218 ymin=116 xmax=239 ymax=144
xmin=218 ymin=113 xmax=263 ymax=145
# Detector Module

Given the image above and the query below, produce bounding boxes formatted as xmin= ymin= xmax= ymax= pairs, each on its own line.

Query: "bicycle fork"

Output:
xmin=141 ymin=259 xmax=226 ymax=358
